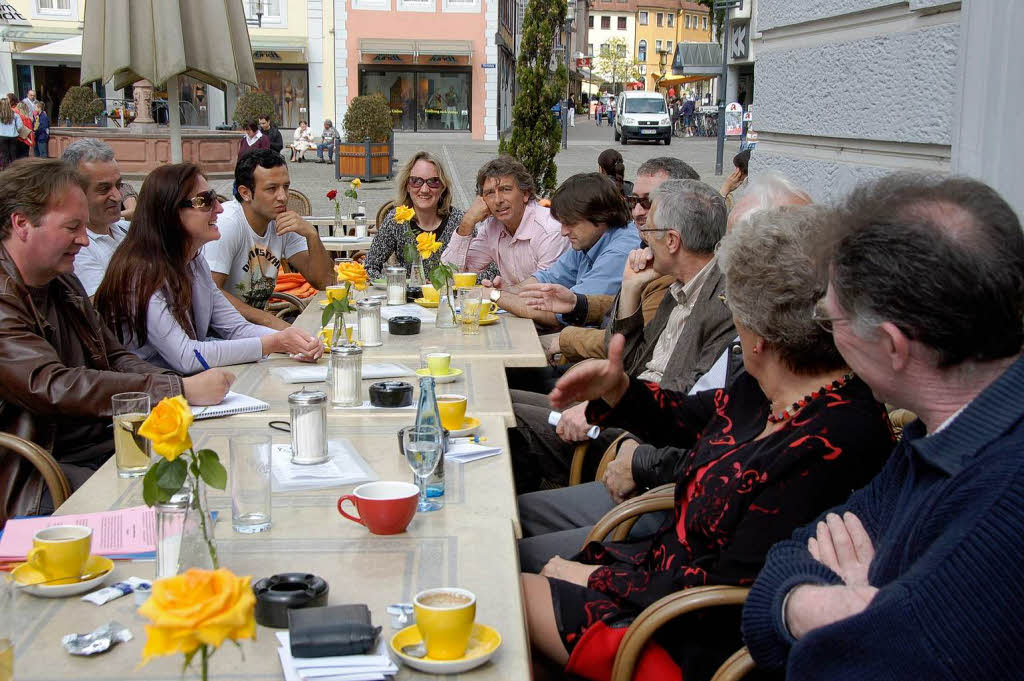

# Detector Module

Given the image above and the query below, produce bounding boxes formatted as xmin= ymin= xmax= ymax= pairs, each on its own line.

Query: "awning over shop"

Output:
xmin=250 ymin=35 xmax=308 ymax=54
xmin=22 ymin=34 xmax=81 ymax=57
xmin=359 ymin=39 xmax=473 ymax=59
xmin=651 ymin=72 xmax=715 ymax=87
xmin=671 ymin=42 xmax=722 ymax=76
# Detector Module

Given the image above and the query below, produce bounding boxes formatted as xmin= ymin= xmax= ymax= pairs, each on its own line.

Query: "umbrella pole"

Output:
xmin=169 ymin=75 xmax=182 ymax=163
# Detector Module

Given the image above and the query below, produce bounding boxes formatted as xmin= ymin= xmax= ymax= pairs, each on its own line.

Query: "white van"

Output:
xmin=615 ymin=91 xmax=672 ymax=145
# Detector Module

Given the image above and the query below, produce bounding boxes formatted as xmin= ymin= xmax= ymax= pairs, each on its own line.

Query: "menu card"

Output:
xmin=0 ymin=506 xmax=155 ymax=561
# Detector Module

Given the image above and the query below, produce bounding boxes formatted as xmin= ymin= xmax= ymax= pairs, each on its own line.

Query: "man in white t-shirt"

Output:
xmin=204 ymin=149 xmax=334 ymax=330
xmin=62 ymin=138 xmax=129 ymax=297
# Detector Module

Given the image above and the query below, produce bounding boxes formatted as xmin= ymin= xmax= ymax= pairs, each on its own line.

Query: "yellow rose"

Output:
xmin=350 ymin=178 xmax=362 ymax=189
xmin=138 ymin=395 xmax=193 ymax=461
xmin=393 ymin=205 xmax=415 ymax=224
xmin=138 ymin=568 xmax=256 ymax=665
xmin=335 ymin=261 xmax=369 ymax=291
xmin=416 ymin=232 xmax=442 ymax=259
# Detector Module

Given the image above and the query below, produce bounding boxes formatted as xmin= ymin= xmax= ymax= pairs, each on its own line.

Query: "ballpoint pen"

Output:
xmin=193 ymin=349 xmax=211 ymax=371
xmin=450 ymin=436 xmax=487 ymax=444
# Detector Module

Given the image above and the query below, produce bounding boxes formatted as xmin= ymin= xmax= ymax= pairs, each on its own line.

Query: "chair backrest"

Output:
xmin=375 ymin=200 xmax=395 ymax=229
xmin=0 ymin=432 xmax=71 ymax=528
xmin=287 ymin=189 xmax=312 ymax=215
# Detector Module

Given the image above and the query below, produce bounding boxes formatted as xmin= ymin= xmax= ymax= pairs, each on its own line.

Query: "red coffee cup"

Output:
xmin=337 ymin=481 xmax=419 ymax=535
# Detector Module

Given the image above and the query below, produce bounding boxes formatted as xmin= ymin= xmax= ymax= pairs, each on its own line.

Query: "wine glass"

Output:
xmin=404 ymin=425 xmax=442 ymax=512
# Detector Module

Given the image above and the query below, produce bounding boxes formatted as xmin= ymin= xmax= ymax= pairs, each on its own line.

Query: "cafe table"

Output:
xmin=295 ymin=294 xmax=547 ymax=368
xmin=11 ymin=415 xmax=529 ymax=680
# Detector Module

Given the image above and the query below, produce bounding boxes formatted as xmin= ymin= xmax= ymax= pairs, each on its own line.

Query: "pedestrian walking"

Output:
xmin=568 ymin=95 xmax=576 ymax=127
xmin=33 ymin=101 xmax=49 ymax=157
xmin=607 ymin=105 xmax=615 ymax=127
xmin=596 ymin=103 xmax=603 ymax=125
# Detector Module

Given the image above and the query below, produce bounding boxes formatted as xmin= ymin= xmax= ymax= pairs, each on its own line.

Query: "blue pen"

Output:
xmin=193 ymin=349 xmax=211 ymax=371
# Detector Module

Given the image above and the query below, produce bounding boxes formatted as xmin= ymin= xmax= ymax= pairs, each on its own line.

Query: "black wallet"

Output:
xmin=288 ymin=604 xmax=382 ymax=658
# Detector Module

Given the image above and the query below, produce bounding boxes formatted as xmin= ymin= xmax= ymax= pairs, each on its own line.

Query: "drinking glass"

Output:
xmin=0 ymin=576 xmax=11 ymax=681
xmin=403 ymin=425 xmax=443 ymax=513
xmin=229 ymin=434 xmax=272 ymax=533
xmin=459 ymin=286 xmax=482 ymax=336
xmin=112 ymin=392 xmax=151 ymax=478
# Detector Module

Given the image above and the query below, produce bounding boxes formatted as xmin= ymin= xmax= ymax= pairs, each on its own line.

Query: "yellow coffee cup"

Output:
xmin=426 ymin=352 xmax=451 ymax=376
xmin=318 ymin=325 xmax=354 ymax=346
xmin=421 ymin=284 xmax=440 ymax=302
xmin=453 ymin=272 xmax=476 ymax=288
xmin=476 ymin=301 xmax=498 ymax=319
xmin=325 ymin=285 xmax=349 ymax=303
xmin=25 ymin=525 xmax=92 ymax=585
xmin=414 ymin=588 xmax=477 ymax=660
xmin=436 ymin=394 xmax=467 ymax=431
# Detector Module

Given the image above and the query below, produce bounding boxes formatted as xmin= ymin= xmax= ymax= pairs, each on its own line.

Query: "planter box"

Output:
xmin=335 ymin=135 xmax=394 ymax=182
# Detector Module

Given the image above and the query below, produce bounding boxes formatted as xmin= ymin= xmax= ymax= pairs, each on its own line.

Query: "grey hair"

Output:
xmin=62 ymin=138 xmax=115 ymax=167
xmin=718 ymin=204 xmax=845 ymax=374
xmin=648 ymin=179 xmax=726 ymax=254
xmin=324 ymin=119 xmax=333 ymax=126
xmin=733 ymin=171 xmax=812 ymax=213
xmin=636 ymin=156 xmax=700 ymax=181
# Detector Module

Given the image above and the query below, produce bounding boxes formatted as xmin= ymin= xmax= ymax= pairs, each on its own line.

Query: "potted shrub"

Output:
xmin=232 ymin=90 xmax=276 ymax=129
xmin=337 ymin=94 xmax=394 ymax=182
xmin=58 ymin=86 xmax=104 ymax=126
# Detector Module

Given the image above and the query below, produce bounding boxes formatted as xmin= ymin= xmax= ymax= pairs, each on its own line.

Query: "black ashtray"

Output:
xmin=388 ymin=316 xmax=421 ymax=335
xmin=369 ymin=381 xmax=414 ymax=408
xmin=253 ymin=573 xmax=329 ymax=628
xmin=406 ymin=285 xmax=423 ymax=302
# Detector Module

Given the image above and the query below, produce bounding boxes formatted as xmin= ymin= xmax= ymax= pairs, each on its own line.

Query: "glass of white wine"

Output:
xmin=404 ymin=425 xmax=442 ymax=513
xmin=112 ymin=392 xmax=152 ymax=478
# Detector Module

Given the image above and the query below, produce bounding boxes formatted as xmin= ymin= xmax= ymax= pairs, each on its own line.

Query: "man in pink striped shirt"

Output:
xmin=442 ymin=156 xmax=568 ymax=285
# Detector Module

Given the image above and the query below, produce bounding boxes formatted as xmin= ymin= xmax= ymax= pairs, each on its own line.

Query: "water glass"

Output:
xmin=403 ymin=425 xmax=443 ymax=513
xmin=230 ymin=434 xmax=272 ymax=533
xmin=0 ymin=576 xmax=11 ymax=681
xmin=112 ymin=392 xmax=151 ymax=478
xmin=459 ymin=286 xmax=483 ymax=336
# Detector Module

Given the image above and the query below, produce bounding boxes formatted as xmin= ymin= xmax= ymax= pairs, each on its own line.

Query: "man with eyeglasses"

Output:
xmin=61 ymin=138 xmax=130 ymax=298
xmin=204 ymin=149 xmax=334 ymax=330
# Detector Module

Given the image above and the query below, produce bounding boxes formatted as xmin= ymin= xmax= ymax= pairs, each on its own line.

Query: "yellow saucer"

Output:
xmin=390 ymin=623 xmax=502 ymax=674
xmin=414 ymin=367 xmax=463 ymax=384
xmin=449 ymin=416 xmax=481 ymax=437
xmin=479 ymin=314 xmax=499 ymax=326
xmin=415 ymin=298 xmax=440 ymax=308
xmin=12 ymin=554 xmax=114 ymax=598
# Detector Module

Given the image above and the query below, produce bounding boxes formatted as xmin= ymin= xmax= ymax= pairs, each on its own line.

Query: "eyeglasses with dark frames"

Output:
xmin=811 ymin=298 xmax=848 ymax=333
xmin=408 ymin=176 xmax=443 ymax=189
xmin=179 ymin=190 xmax=221 ymax=212
xmin=625 ymin=194 xmax=652 ymax=210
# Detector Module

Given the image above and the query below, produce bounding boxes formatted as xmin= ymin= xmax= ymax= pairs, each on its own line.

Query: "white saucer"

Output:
xmin=414 ymin=368 xmax=464 ymax=384
xmin=12 ymin=555 xmax=114 ymax=598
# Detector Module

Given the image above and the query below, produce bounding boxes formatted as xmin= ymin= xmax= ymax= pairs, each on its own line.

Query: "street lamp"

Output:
xmin=713 ymin=0 xmax=742 ymax=175
xmin=561 ymin=0 xmax=576 ymax=150
xmin=657 ymin=48 xmax=669 ymax=91
xmin=245 ymin=0 xmax=266 ymax=28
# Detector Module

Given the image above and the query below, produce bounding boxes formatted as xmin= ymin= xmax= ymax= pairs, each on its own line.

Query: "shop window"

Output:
xmin=638 ymin=11 xmax=647 ymax=25
xmin=656 ymin=12 xmax=663 ymax=27
xmin=667 ymin=13 xmax=673 ymax=27
xmin=617 ymin=16 xmax=626 ymax=30
xmin=637 ymin=40 xmax=647 ymax=62
xmin=359 ymin=69 xmax=471 ymax=132
xmin=601 ymin=15 xmax=610 ymax=29
xmin=256 ymin=68 xmax=309 ymax=128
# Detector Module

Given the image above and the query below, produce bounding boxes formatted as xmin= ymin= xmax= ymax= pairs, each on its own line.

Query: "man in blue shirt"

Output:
xmin=486 ymin=172 xmax=640 ymax=329
xmin=742 ymin=174 xmax=1024 ymax=680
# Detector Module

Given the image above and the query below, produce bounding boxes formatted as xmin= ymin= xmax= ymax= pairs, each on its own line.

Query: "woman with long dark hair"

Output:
xmin=597 ymin=148 xmax=632 ymax=196
xmin=95 ymin=163 xmax=322 ymax=375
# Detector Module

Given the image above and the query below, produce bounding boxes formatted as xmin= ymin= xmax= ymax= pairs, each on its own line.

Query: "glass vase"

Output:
xmin=436 ymin=283 xmax=457 ymax=328
xmin=409 ymin=253 xmax=426 ymax=287
xmin=177 ymin=476 xmax=218 ymax=572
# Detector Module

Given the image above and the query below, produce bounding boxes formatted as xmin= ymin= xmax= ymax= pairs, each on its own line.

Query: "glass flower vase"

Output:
xmin=436 ymin=284 xmax=457 ymax=329
xmin=177 ymin=477 xmax=218 ymax=572
xmin=409 ymin=254 xmax=426 ymax=287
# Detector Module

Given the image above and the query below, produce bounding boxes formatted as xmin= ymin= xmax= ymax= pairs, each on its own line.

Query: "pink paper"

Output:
xmin=0 ymin=506 xmax=156 ymax=561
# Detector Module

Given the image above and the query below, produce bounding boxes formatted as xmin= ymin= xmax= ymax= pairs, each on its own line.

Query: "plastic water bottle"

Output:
xmin=414 ymin=376 xmax=444 ymax=497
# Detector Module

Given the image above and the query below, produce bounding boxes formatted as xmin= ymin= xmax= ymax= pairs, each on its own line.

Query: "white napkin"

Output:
xmin=271 ymin=363 xmax=414 ymax=384
xmin=272 ymin=440 xmax=377 ymax=491
xmin=276 ymin=632 xmax=397 ymax=681
xmin=332 ymin=401 xmax=415 ymax=411
xmin=379 ymin=303 xmax=436 ymax=323
xmin=446 ymin=443 xmax=502 ymax=463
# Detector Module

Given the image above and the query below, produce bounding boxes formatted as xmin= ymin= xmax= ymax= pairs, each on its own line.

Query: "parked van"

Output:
xmin=615 ymin=91 xmax=672 ymax=145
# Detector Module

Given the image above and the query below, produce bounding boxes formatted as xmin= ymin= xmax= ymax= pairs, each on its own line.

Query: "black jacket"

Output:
xmin=266 ymin=125 xmax=284 ymax=153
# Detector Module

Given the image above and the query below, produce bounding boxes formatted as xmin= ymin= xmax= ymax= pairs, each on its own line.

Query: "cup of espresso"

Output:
xmin=426 ymin=353 xmax=451 ymax=376
xmin=414 ymin=588 xmax=477 ymax=659
xmin=420 ymin=284 xmax=440 ymax=303
xmin=25 ymin=525 xmax=92 ymax=585
xmin=337 ymin=481 xmax=419 ymax=535
xmin=476 ymin=301 xmax=498 ymax=319
xmin=436 ymin=394 xmax=467 ymax=431
xmin=453 ymin=272 xmax=477 ymax=288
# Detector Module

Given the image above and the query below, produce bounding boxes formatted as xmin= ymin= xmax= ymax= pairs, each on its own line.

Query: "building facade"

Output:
xmin=586 ymin=0 xmax=638 ymax=93
xmin=634 ymin=0 xmax=678 ymax=91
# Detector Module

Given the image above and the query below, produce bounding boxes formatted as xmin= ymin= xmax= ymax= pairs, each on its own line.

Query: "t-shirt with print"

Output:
xmin=203 ymin=200 xmax=308 ymax=311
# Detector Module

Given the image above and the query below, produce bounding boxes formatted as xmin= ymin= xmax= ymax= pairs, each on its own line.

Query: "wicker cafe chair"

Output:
xmin=287 ymin=188 xmax=313 ymax=216
xmin=568 ymin=432 xmax=634 ymax=486
xmin=580 ymin=488 xmax=755 ymax=681
xmin=266 ymin=291 xmax=310 ymax=320
xmin=375 ymin=199 xmax=395 ymax=233
xmin=0 ymin=432 xmax=71 ymax=522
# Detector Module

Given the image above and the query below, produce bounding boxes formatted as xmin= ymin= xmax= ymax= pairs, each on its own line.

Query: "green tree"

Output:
xmin=593 ymin=37 xmax=634 ymax=95
xmin=497 ymin=0 xmax=568 ymax=197
xmin=232 ymin=90 xmax=276 ymax=127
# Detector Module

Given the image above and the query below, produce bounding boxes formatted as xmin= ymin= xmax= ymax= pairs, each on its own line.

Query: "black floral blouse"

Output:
xmin=364 ymin=207 xmax=463 ymax=279
xmin=549 ymin=372 xmax=894 ymax=680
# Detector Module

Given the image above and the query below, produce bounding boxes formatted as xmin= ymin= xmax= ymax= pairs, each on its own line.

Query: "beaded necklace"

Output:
xmin=767 ymin=373 xmax=855 ymax=424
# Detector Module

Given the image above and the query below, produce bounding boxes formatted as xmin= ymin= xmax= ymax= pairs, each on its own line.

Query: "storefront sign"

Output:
xmin=0 ymin=4 xmax=30 ymax=25
xmin=575 ymin=56 xmax=592 ymax=68
xmin=253 ymin=50 xmax=308 ymax=65
xmin=370 ymin=53 xmax=409 ymax=63
xmin=725 ymin=102 xmax=744 ymax=136
xmin=730 ymin=20 xmax=750 ymax=61
xmin=481 ymin=63 xmax=496 ymax=68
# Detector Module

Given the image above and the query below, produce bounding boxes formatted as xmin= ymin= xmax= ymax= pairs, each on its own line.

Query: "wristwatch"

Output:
xmin=490 ymin=289 xmax=501 ymax=303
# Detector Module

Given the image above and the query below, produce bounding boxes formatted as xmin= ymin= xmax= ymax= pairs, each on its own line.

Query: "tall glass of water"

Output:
xmin=112 ymin=392 xmax=151 ymax=478
xmin=229 ymin=434 xmax=272 ymax=533
xmin=404 ymin=425 xmax=442 ymax=513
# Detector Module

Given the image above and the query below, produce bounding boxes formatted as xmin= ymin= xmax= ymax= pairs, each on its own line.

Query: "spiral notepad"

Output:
xmin=190 ymin=391 xmax=269 ymax=420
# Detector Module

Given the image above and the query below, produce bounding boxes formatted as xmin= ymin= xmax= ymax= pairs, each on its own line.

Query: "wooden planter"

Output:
xmin=335 ymin=135 xmax=395 ymax=182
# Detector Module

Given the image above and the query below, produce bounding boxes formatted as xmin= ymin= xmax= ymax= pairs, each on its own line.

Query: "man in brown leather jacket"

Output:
xmin=0 ymin=158 xmax=233 ymax=524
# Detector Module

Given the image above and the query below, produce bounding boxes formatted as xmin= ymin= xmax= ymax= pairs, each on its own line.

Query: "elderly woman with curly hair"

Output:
xmin=520 ymin=204 xmax=895 ymax=681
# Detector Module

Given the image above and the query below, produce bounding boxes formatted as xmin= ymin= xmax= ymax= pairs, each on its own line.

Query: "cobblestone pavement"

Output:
xmin=208 ymin=121 xmax=743 ymax=219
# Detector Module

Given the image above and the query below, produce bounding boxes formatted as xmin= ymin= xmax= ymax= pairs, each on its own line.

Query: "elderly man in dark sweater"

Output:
xmin=742 ymin=174 xmax=1024 ymax=680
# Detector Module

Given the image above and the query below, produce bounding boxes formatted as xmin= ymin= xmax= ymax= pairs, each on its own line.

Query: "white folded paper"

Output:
xmin=446 ymin=443 xmax=502 ymax=463
xmin=548 ymin=410 xmax=601 ymax=439
xmin=379 ymin=303 xmax=436 ymax=323
xmin=272 ymin=363 xmax=415 ymax=384
xmin=276 ymin=632 xmax=397 ymax=681
xmin=332 ymin=401 xmax=415 ymax=411
xmin=272 ymin=440 xmax=377 ymax=491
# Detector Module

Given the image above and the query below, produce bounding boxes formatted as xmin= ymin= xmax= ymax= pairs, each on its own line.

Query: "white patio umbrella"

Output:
xmin=80 ymin=0 xmax=257 ymax=162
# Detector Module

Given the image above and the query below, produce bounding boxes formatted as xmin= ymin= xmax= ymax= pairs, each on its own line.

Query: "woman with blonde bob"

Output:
xmin=363 ymin=150 xmax=466 ymax=279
